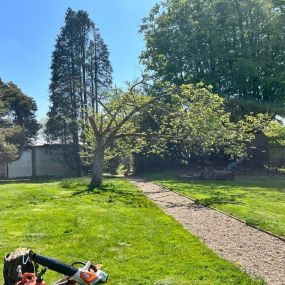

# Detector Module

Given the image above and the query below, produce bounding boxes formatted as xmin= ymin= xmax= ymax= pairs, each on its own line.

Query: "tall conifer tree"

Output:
xmin=45 ymin=8 xmax=112 ymax=175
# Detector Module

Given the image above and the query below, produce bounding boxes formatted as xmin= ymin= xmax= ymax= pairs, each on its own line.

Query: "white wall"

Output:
xmin=35 ymin=148 xmax=74 ymax=177
xmin=0 ymin=165 xmax=6 ymax=178
xmin=7 ymin=146 xmax=75 ymax=178
xmin=8 ymin=150 xmax=32 ymax=178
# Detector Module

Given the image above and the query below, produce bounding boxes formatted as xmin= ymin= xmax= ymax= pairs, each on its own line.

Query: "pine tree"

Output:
xmin=45 ymin=8 xmax=112 ymax=175
xmin=87 ymin=26 xmax=113 ymax=113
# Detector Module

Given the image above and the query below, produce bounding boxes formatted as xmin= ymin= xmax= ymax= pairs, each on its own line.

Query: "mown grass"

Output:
xmin=0 ymin=177 xmax=263 ymax=284
xmin=143 ymin=171 xmax=285 ymax=238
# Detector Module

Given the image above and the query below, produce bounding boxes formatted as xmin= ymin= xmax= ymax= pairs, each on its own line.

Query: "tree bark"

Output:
xmin=90 ymin=144 xmax=104 ymax=188
xmin=70 ymin=34 xmax=81 ymax=177
xmin=93 ymin=28 xmax=99 ymax=114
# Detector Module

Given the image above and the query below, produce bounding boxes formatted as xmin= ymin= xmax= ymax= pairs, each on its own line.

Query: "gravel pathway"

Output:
xmin=129 ymin=178 xmax=285 ymax=285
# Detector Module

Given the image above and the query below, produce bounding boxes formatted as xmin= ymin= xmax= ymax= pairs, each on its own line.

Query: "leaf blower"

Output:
xmin=3 ymin=248 xmax=108 ymax=285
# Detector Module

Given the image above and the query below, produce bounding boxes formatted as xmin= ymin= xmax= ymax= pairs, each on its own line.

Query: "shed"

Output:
xmin=0 ymin=144 xmax=77 ymax=179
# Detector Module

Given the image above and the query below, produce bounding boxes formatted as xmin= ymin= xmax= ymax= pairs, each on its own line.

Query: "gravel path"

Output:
xmin=129 ymin=178 xmax=285 ymax=285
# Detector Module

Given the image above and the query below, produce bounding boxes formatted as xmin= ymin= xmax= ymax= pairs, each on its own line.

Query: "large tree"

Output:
xmin=0 ymin=79 xmax=39 ymax=148
xmin=45 ymin=8 xmax=112 ymax=175
xmin=84 ymin=82 xmax=270 ymax=188
xmin=140 ymin=0 xmax=285 ymax=107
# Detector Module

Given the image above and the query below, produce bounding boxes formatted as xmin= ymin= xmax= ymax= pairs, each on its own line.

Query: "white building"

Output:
xmin=0 ymin=145 xmax=76 ymax=179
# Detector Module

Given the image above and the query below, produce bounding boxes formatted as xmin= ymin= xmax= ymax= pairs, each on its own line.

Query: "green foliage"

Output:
xmin=154 ymin=84 xmax=271 ymax=160
xmin=225 ymin=98 xmax=285 ymax=120
xmin=140 ymin=0 xmax=285 ymax=108
xmin=0 ymin=178 xmax=263 ymax=284
xmin=81 ymin=87 xmax=155 ymax=170
xmin=84 ymin=82 xmax=272 ymax=185
xmin=0 ymin=126 xmax=21 ymax=165
xmin=0 ymin=79 xmax=39 ymax=146
xmin=264 ymin=119 xmax=285 ymax=146
xmin=0 ymin=88 xmax=23 ymax=164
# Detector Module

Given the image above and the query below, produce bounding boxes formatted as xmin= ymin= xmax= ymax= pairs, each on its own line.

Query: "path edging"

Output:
xmin=132 ymin=177 xmax=285 ymax=243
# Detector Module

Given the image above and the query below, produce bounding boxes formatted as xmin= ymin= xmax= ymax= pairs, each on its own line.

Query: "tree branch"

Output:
xmin=109 ymin=96 xmax=159 ymax=138
xmin=129 ymin=79 xmax=144 ymax=94
xmin=89 ymin=116 xmax=100 ymax=137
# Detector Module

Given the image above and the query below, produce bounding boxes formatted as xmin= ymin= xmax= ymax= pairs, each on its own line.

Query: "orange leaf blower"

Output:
xmin=15 ymin=251 xmax=108 ymax=285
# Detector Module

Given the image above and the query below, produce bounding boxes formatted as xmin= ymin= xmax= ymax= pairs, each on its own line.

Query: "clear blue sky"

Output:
xmin=0 ymin=0 xmax=158 ymax=120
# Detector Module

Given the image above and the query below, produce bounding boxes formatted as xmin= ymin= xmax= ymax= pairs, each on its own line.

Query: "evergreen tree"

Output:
xmin=87 ymin=27 xmax=113 ymax=113
xmin=45 ymin=8 xmax=112 ymax=175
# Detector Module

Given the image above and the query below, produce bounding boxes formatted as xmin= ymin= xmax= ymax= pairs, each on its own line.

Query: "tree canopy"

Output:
xmin=83 ymin=82 xmax=271 ymax=187
xmin=0 ymin=79 xmax=39 ymax=165
xmin=140 ymin=0 xmax=285 ymax=107
xmin=0 ymin=79 xmax=40 ymax=147
xmin=0 ymin=91 xmax=22 ymax=165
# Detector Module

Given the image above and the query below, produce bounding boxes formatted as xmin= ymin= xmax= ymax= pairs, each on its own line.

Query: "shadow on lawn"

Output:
xmin=143 ymin=172 xmax=285 ymax=191
xmin=71 ymin=183 xmax=151 ymax=208
xmin=194 ymin=193 xmax=245 ymax=207
xmin=0 ymin=174 xmax=122 ymax=185
xmin=0 ymin=175 xmax=151 ymax=208
xmin=140 ymin=171 xmax=285 ymax=207
xmin=71 ymin=183 xmax=127 ymax=196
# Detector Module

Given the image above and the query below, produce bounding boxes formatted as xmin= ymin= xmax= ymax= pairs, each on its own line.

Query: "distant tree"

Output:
xmin=45 ymin=8 xmax=112 ymax=175
xmin=140 ymin=0 xmax=285 ymax=107
xmin=0 ymin=98 xmax=23 ymax=165
xmin=264 ymin=119 xmax=285 ymax=146
xmin=0 ymin=79 xmax=40 ymax=147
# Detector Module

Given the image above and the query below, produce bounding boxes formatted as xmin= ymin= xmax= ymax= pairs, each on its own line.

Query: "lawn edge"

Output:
xmin=139 ymin=177 xmax=285 ymax=243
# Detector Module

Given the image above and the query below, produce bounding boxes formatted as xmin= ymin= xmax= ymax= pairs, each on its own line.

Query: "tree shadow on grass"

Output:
xmin=194 ymin=193 xmax=245 ymax=207
xmin=71 ymin=183 xmax=152 ymax=208
xmin=71 ymin=184 xmax=126 ymax=196
xmin=140 ymin=171 xmax=285 ymax=209
xmin=142 ymin=171 xmax=285 ymax=193
xmin=0 ymin=174 xmax=122 ymax=185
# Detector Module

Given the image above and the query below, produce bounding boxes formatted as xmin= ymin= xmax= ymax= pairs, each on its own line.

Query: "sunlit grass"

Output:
xmin=0 ymin=177 xmax=263 ymax=284
xmin=143 ymin=171 xmax=285 ymax=237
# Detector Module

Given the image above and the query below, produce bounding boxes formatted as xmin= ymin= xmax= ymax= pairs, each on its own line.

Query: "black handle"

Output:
xmin=30 ymin=252 xmax=78 ymax=277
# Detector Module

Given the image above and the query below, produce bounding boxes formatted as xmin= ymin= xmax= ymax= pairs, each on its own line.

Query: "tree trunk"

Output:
xmin=93 ymin=29 xmax=99 ymax=114
xmin=70 ymin=37 xmax=81 ymax=177
xmin=90 ymin=145 xmax=104 ymax=188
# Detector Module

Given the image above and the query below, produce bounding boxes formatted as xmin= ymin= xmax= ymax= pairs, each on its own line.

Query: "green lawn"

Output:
xmin=0 ymin=177 xmax=262 ymax=284
xmin=143 ymin=171 xmax=285 ymax=238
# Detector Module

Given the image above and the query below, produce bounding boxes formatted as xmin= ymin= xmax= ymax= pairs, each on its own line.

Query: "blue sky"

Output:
xmin=0 ymin=0 xmax=158 ymax=120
